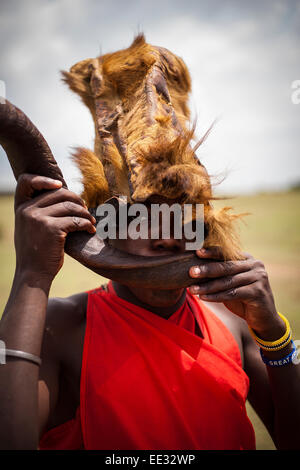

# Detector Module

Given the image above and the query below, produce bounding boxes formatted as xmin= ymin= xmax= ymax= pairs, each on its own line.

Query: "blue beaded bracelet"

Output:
xmin=260 ymin=340 xmax=297 ymax=367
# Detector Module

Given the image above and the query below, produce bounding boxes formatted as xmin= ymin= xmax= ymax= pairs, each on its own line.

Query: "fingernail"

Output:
xmin=92 ymin=216 xmax=96 ymax=224
xmin=193 ymin=266 xmax=201 ymax=275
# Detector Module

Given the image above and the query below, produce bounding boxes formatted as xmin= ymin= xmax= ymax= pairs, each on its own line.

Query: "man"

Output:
xmin=0 ymin=173 xmax=299 ymax=450
xmin=0 ymin=35 xmax=300 ymax=450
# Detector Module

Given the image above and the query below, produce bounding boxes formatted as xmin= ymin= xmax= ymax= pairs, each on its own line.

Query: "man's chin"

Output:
xmin=131 ymin=287 xmax=185 ymax=308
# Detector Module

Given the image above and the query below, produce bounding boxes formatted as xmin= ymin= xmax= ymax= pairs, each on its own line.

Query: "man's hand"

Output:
xmin=189 ymin=247 xmax=285 ymax=339
xmin=14 ymin=173 xmax=96 ymax=283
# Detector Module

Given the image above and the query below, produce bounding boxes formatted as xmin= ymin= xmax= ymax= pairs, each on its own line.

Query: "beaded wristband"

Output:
xmin=248 ymin=312 xmax=291 ymax=351
xmin=260 ymin=340 xmax=297 ymax=367
xmin=255 ymin=332 xmax=292 ymax=351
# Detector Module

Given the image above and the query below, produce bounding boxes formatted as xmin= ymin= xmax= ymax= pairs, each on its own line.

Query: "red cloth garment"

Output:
xmin=39 ymin=407 xmax=83 ymax=450
xmin=39 ymin=282 xmax=255 ymax=450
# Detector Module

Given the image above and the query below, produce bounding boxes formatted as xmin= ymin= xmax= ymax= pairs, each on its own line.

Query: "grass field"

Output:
xmin=0 ymin=190 xmax=299 ymax=449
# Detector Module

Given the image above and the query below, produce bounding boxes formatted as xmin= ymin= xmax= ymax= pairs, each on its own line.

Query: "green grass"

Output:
xmin=214 ymin=191 xmax=300 ymax=450
xmin=214 ymin=191 xmax=300 ymax=333
xmin=1 ymin=191 xmax=299 ymax=450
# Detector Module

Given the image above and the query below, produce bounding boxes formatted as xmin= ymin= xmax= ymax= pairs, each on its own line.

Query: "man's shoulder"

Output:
xmin=45 ymin=291 xmax=88 ymax=333
xmin=201 ymin=300 xmax=245 ymax=333
xmin=200 ymin=300 xmax=249 ymax=362
xmin=40 ymin=291 xmax=89 ymax=366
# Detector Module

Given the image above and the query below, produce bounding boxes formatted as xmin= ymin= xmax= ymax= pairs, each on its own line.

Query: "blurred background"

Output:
xmin=0 ymin=0 xmax=299 ymax=450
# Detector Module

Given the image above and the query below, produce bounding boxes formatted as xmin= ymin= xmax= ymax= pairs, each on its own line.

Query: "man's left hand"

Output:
xmin=189 ymin=248 xmax=284 ymax=337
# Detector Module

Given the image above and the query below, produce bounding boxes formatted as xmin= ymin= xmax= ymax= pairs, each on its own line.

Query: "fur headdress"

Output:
xmin=62 ymin=34 xmax=242 ymax=259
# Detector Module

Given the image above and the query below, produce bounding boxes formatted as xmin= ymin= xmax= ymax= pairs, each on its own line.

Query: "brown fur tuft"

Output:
xmin=63 ymin=35 xmax=244 ymax=259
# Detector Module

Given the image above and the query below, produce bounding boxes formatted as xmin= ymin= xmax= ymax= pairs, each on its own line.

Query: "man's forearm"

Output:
xmin=0 ymin=268 xmax=51 ymax=449
xmin=263 ymin=343 xmax=300 ymax=449
xmin=254 ymin=321 xmax=300 ymax=449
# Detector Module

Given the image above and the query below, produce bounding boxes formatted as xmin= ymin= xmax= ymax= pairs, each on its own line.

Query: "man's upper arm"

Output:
xmin=38 ymin=298 xmax=62 ymax=439
xmin=204 ymin=301 xmax=277 ymax=444
xmin=37 ymin=292 xmax=87 ymax=439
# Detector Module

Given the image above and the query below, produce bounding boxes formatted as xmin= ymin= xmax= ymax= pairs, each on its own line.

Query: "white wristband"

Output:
xmin=0 ymin=348 xmax=42 ymax=366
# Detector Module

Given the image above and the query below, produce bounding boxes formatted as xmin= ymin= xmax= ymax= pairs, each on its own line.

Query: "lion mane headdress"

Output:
xmin=62 ymin=34 xmax=242 ymax=259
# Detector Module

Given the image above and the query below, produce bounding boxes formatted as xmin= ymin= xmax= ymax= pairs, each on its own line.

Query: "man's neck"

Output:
xmin=111 ymin=281 xmax=187 ymax=319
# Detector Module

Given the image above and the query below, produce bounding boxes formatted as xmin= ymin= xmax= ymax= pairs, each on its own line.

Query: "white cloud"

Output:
xmin=0 ymin=0 xmax=299 ymax=195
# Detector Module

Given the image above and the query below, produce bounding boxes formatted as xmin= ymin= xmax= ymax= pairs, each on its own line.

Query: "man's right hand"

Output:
xmin=14 ymin=173 xmax=96 ymax=282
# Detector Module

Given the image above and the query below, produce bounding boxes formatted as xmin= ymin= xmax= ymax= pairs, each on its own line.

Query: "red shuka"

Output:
xmin=39 ymin=282 xmax=255 ymax=450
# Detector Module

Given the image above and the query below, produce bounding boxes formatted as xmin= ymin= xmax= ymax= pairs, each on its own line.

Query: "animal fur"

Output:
xmin=62 ymin=34 xmax=243 ymax=260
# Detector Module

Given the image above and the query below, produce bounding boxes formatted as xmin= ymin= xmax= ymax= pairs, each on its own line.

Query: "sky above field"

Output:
xmin=0 ymin=0 xmax=299 ymax=195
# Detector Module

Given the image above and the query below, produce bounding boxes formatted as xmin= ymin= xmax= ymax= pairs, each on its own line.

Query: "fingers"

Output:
xmin=195 ymin=247 xmax=254 ymax=261
xmin=32 ymin=187 xmax=86 ymax=209
xmin=54 ymin=216 xmax=96 ymax=235
xmin=40 ymin=201 xmax=96 ymax=224
xmin=195 ymin=247 xmax=224 ymax=260
xmin=189 ymin=271 xmax=257 ymax=296
xmin=14 ymin=173 xmax=97 ymax=237
xmin=15 ymin=173 xmax=63 ymax=209
xmin=189 ymin=258 xmax=256 ymax=280
xmin=189 ymin=283 xmax=256 ymax=302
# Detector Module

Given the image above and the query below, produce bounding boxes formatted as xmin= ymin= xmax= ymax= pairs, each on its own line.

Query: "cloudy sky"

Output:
xmin=0 ymin=0 xmax=299 ymax=195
